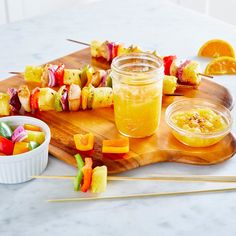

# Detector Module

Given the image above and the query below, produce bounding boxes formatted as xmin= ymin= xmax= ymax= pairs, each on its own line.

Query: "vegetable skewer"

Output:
xmin=0 ymin=84 xmax=113 ymax=116
xmin=8 ymin=68 xmax=183 ymax=96
xmin=67 ymin=39 xmax=213 ymax=81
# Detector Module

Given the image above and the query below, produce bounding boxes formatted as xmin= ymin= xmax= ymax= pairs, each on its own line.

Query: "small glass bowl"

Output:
xmin=165 ymin=99 xmax=233 ymax=147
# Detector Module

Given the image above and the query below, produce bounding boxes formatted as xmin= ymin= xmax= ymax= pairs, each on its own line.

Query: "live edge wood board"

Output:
xmin=0 ymin=48 xmax=236 ymax=174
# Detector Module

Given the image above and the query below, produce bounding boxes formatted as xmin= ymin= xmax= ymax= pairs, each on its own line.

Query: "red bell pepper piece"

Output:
xmin=163 ymin=55 xmax=177 ymax=75
xmin=0 ymin=136 xmax=14 ymax=155
xmin=30 ymin=87 xmax=40 ymax=111
xmin=113 ymin=44 xmax=119 ymax=58
xmin=81 ymin=157 xmax=93 ymax=192
xmin=54 ymin=64 xmax=65 ymax=86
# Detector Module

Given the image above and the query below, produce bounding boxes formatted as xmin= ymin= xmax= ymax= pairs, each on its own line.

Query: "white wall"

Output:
xmin=0 ymin=0 xmax=8 ymax=24
xmin=1 ymin=0 xmax=236 ymax=26
xmin=0 ymin=0 xmax=87 ymax=25
xmin=170 ymin=0 xmax=236 ymax=26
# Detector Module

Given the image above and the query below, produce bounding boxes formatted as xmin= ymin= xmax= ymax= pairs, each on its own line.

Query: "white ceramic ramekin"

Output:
xmin=0 ymin=116 xmax=51 ymax=184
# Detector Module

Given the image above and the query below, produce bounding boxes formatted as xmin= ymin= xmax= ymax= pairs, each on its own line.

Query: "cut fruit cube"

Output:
xmin=38 ymin=88 xmax=56 ymax=111
xmin=63 ymin=69 xmax=81 ymax=87
xmin=24 ymin=66 xmax=43 ymax=83
xmin=0 ymin=93 xmax=10 ymax=116
xmin=91 ymin=166 xmax=107 ymax=193
xmin=25 ymin=130 xmax=45 ymax=144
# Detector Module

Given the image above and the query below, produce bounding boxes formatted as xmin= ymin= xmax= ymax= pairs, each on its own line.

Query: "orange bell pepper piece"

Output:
xmin=24 ymin=124 xmax=41 ymax=132
xmin=13 ymin=142 xmax=29 ymax=155
xmin=81 ymin=157 xmax=93 ymax=192
xmin=102 ymin=137 xmax=129 ymax=153
xmin=74 ymin=133 xmax=94 ymax=151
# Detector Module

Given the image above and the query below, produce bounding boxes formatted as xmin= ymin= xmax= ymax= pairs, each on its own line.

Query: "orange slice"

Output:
xmin=198 ymin=39 xmax=235 ymax=58
xmin=205 ymin=56 xmax=236 ymax=75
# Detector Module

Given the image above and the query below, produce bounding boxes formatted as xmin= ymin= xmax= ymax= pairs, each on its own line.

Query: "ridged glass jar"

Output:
xmin=111 ymin=52 xmax=164 ymax=138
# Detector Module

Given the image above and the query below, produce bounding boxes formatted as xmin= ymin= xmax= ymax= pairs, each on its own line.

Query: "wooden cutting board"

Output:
xmin=1 ymin=48 xmax=236 ymax=173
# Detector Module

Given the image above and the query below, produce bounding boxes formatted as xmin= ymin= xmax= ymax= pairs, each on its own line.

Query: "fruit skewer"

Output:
xmin=9 ymin=65 xmax=182 ymax=96
xmin=0 ymin=84 xmax=113 ymax=116
xmin=67 ymin=38 xmax=213 ymax=83
xmin=11 ymin=64 xmax=112 ymax=89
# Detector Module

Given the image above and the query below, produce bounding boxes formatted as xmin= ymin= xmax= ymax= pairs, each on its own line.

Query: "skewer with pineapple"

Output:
xmin=89 ymin=40 xmax=212 ymax=85
xmin=13 ymin=63 xmax=180 ymax=95
xmin=23 ymin=64 xmax=112 ymax=89
xmin=0 ymin=83 xmax=113 ymax=116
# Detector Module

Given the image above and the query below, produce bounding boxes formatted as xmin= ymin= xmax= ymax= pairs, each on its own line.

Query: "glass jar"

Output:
xmin=111 ymin=52 xmax=164 ymax=138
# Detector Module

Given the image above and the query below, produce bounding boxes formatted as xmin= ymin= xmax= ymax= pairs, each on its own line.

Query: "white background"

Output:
xmin=1 ymin=0 xmax=236 ymax=25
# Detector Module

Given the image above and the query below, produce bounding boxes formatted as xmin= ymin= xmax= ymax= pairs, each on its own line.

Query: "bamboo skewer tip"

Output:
xmin=198 ymin=73 xmax=214 ymax=79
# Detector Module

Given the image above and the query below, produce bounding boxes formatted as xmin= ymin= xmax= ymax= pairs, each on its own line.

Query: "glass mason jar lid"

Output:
xmin=111 ymin=52 xmax=164 ymax=85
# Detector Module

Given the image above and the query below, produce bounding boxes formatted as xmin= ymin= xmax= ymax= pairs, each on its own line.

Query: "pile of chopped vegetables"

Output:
xmin=0 ymin=122 xmax=45 ymax=156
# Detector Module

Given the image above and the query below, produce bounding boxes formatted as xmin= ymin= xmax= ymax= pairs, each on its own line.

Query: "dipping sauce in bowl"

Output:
xmin=165 ymin=99 xmax=232 ymax=147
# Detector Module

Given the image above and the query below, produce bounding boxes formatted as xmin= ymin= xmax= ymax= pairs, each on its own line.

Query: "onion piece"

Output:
xmin=48 ymin=65 xmax=58 ymax=87
xmin=100 ymin=71 xmax=108 ymax=87
xmin=107 ymin=42 xmax=114 ymax=62
xmin=11 ymin=125 xmax=28 ymax=142
xmin=7 ymin=88 xmax=21 ymax=112
xmin=176 ymin=60 xmax=191 ymax=82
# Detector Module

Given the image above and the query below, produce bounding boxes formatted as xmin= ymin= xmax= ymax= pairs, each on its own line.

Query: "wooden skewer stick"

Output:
xmin=47 ymin=187 xmax=236 ymax=202
xmin=9 ymin=71 xmax=23 ymax=75
xmin=198 ymin=73 xmax=213 ymax=79
xmin=66 ymin=39 xmax=90 ymax=46
xmin=32 ymin=175 xmax=236 ymax=183
xmin=164 ymin=93 xmax=184 ymax=96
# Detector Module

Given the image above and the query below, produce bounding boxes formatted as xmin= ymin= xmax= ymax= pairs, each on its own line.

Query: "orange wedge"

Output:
xmin=198 ymin=39 xmax=235 ymax=58
xmin=205 ymin=56 xmax=236 ymax=75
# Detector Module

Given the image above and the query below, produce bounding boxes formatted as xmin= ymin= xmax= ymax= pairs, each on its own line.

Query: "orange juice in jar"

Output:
xmin=111 ymin=53 xmax=164 ymax=138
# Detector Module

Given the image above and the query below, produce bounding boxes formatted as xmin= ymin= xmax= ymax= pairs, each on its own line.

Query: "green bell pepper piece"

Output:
xmin=0 ymin=122 xmax=13 ymax=139
xmin=29 ymin=141 xmax=40 ymax=150
xmin=54 ymin=93 xmax=63 ymax=112
xmin=73 ymin=154 xmax=85 ymax=191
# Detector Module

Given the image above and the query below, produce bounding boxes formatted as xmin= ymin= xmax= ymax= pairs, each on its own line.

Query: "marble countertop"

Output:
xmin=1 ymin=0 xmax=236 ymax=235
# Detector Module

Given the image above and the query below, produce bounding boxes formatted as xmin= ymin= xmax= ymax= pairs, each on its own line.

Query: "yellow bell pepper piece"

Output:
xmin=102 ymin=137 xmax=129 ymax=153
xmin=74 ymin=132 xmax=94 ymax=151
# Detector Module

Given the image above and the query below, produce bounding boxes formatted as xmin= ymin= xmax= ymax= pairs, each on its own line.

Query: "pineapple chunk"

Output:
xmin=163 ymin=75 xmax=177 ymax=94
xmin=63 ymin=69 xmax=81 ymax=87
xmin=0 ymin=93 xmax=10 ymax=116
xmin=91 ymin=40 xmax=103 ymax=58
xmin=92 ymin=87 xmax=113 ymax=109
xmin=182 ymin=61 xmax=201 ymax=85
xmin=38 ymin=88 xmax=56 ymax=111
xmin=24 ymin=66 xmax=43 ymax=83
xmin=91 ymin=166 xmax=107 ymax=193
